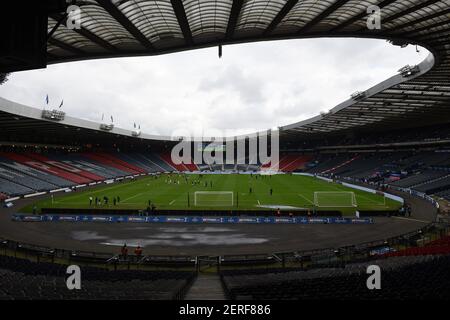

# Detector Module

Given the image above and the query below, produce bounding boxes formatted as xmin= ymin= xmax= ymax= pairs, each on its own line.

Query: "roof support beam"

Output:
xmin=263 ymin=0 xmax=298 ymax=36
xmin=352 ymin=0 xmax=442 ymax=33
xmin=387 ymin=8 xmax=450 ymax=33
xmin=50 ymin=13 xmax=119 ymax=52
xmin=398 ymin=18 xmax=450 ymax=37
xmin=226 ymin=0 xmax=244 ymax=39
xmin=297 ymin=0 xmax=350 ymax=34
xmin=382 ymin=0 xmax=441 ymax=26
xmin=416 ymin=27 xmax=450 ymax=41
xmin=48 ymin=38 xmax=86 ymax=55
xmin=329 ymin=0 xmax=397 ymax=32
xmin=96 ymin=0 xmax=154 ymax=50
xmin=170 ymin=0 xmax=193 ymax=45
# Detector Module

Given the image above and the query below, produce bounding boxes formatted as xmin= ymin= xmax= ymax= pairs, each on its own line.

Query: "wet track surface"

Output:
xmin=0 ymin=191 xmax=436 ymax=256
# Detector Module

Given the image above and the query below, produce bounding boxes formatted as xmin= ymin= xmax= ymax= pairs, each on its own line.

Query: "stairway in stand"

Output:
xmin=184 ymin=274 xmax=226 ymax=300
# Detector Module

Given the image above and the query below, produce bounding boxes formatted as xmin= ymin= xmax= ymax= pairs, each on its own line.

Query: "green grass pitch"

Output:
xmin=22 ymin=174 xmax=401 ymax=216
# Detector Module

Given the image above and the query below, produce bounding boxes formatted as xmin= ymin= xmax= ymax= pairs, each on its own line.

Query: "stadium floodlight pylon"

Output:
xmin=313 ymin=191 xmax=357 ymax=208
xmin=194 ymin=191 xmax=234 ymax=207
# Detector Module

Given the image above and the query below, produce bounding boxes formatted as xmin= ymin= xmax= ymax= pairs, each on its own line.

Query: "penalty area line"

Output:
xmin=298 ymin=194 xmax=314 ymax=205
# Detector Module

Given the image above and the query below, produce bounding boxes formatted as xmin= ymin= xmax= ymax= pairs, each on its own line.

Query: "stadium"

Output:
xmin=0 ymin=0 xmax=449 ymax=302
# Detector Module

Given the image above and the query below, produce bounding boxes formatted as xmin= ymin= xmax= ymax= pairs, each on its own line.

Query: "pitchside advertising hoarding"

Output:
xmin=12 ymin=214 xmax=373 ymax=225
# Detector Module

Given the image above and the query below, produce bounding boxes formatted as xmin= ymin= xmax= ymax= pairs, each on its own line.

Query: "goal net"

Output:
xmin=194 ymin=191 xmax=234 ymax=207
xmin=313 ymin=191 xmax=357 ymax=208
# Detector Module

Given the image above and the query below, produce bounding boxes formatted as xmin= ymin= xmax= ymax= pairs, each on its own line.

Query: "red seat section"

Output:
xmin=25 ymin=153 xmax=104 ymax=181
xmin=96 ymin=153 xmax=147 ymax=173
xmin=384 ymin=246 xmax=450 ymax=257
xmin=183 ymin=161 xmax=198 ymax=172
xmin=159 ymin=153 xmax=189 ymax=171
xmin=261 ymin=155 xmax=313 ymax=172
xmin=426 ymin=236 xmax=450 ymax=247
xmin=383 ymin=236 xmax=450 ymax=257
xmin=0 ymin=152 xmax=90 ymax=184
xmin=81 ymin=153 xmax=140 ymax=174
xmin=280 ymin=155 xmax=313 ymax=172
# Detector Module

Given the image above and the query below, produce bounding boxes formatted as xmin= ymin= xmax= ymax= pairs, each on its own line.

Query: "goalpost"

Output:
xmin=313 ymin=191 xmax=357 ymax=208
xmin=194 ymin=191 xmax=234 ymax=207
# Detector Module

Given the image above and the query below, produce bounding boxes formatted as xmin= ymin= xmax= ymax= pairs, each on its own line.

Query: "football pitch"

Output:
xmin=22 ymin=174 xmax=401 ymax=216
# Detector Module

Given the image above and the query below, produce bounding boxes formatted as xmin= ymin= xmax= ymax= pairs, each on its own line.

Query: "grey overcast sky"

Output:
xmin=0 ymin=38 xmax=427 ymax=137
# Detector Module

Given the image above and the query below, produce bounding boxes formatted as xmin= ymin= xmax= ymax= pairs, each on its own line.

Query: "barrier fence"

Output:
xmin=1 ymin=221 xmax=449 ymax=273
xmin=11 ymin=214 xmax=374 ymax=225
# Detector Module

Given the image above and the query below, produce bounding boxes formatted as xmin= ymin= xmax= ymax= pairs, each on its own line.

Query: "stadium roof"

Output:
xmin=2 ymin=0 xmax=450 ymax=142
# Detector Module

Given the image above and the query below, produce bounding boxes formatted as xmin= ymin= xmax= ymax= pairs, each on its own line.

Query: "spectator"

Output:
xmin=134 ymin=246 xmax=143 ymax=258
xmin=121 ymin=244 xmax=128 ymax=260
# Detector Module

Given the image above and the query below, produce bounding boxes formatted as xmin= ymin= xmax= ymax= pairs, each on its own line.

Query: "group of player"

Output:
xmin=88 ymin=195 xmax=121 ymax=206
xmin=164 ymin=173 xmax=215 ymax=189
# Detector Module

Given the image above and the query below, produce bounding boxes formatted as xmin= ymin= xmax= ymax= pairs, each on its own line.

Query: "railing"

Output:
xmin=4 ymin=223 xmax=447 ymax=274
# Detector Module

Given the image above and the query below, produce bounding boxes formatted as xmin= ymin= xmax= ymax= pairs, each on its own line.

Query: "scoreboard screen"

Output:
xmin=198 ymin=142 xmax=225 ymax=152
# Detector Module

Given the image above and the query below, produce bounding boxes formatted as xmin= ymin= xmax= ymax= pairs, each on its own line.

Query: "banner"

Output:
xmin=12 ymin=214 xmax=373 ymax=225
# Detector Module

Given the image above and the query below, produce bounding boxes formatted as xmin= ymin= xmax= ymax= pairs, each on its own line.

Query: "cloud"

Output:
xmin=0 ymin=38 xmax=427 ymax=137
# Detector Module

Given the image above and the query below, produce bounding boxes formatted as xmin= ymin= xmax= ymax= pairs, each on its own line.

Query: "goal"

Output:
xmin=313 ymin=191 xmax=357 ymax=208
xmin=194 ymin=191 xmax=234 ymax=207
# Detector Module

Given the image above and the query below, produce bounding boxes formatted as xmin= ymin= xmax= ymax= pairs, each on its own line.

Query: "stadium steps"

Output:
xmin=0 ymin=152 xmax=89 ymax=184
xmin=0 ymin=173 xmax=38 ymax=193
xmin=39 ymin=154 xmax=112 ymax=180
xmin=97 ymin=153 xmax=147 ymax=173
xmin=320 ymin=155 xmax=360 ymax=174
xmin=410 ymin=172 xmax=450 ymax=189
xmin=74 ymin=155 xmax=130 ymax=178
xmin=0 ymin=155 xmax=73 ymax=188
xmin=115 ymin=153 xmax=156 ymax=172
xmin=281 ymin=155 xmax=313 ymax=172
xmin=184 ymin=162 xmax=199 ymax=172
xmin=81 ymin=153 xmax=140 ymax=174
xmin=134 ymin=153 xmax=169 ymax=172
xmin=25 ymin=153 xmax=104 ymax=182
xmin=184 ymin=274 xmax=226 ymax=300
xmin=0 ymin=177 xmax=34 ymax=196
xmin=0 ymin=163 xmax=58 ymax=191
xmin=160 ymin=153 xmax=189 ymax=172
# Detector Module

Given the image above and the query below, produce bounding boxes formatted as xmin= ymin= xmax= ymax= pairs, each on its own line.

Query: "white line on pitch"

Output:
xmin=257 ymin=200 xmax=261 ymax=205
xmin=391 ymin=216 xmax=430 ymax=223
xmin=298 ymin=194 xmax=314 ymax=204
xmin=169 ymin=200 xmax=176 ymax=205
xmin=122 ymin=193 xmax=143 ymax=202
